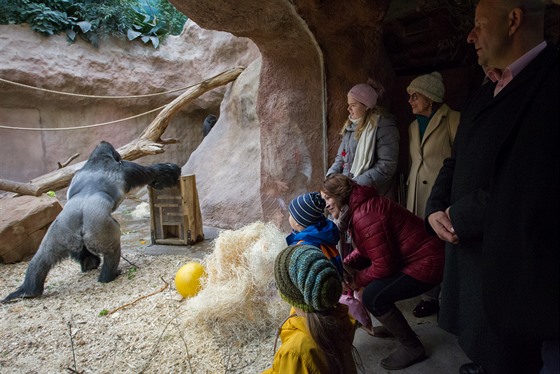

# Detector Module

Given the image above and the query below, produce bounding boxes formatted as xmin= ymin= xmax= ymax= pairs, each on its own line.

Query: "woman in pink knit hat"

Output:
xmin=326 ymin=81 xmax=399 ymax=199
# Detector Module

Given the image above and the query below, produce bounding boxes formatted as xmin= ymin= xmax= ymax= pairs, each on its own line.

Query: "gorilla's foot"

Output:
xmin=2 ymin=288 xmax=41 ymax=303
xmin=98 ymin=268 xmax=121 ymax=283
xmin=81 ymin=254 xmax=101 ymax=272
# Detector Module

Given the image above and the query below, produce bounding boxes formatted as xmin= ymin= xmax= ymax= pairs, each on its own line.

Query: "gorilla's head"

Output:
xmin=92 ymin=141 xmax=122 ymax=163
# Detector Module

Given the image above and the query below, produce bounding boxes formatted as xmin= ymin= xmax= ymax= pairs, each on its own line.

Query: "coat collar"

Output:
xmin=471 ymin=45 xmax=558 ymax=121
xmin=416 ymin=103 xmax=451 ymax=147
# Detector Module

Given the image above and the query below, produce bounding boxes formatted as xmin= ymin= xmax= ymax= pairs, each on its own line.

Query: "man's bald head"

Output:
xmin=468 ymin=0 xmax=546 ymax=69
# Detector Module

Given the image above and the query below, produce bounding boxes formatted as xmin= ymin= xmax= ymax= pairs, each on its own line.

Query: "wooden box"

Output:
xmin=148 ymin=174 xmax=204 ymax=245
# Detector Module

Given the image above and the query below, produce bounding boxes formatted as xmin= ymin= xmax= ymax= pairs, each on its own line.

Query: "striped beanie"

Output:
xmin=274 ymin=244 xmax=342 ymax=313
xmin=288 ymin=192 xmax=326 ymax=228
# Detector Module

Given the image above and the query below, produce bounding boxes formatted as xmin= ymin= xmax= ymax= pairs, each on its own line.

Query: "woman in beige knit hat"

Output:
xmin=405 ymin=71 xmax=460 ymax=318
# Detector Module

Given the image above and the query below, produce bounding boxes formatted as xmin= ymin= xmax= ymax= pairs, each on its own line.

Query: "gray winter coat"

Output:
xmin=327 ymin=114 xmax=399 ymax=197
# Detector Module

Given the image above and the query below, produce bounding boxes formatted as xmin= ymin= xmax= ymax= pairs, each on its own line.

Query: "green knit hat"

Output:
xmin=274 ymin=244 xmax=342 ymax=312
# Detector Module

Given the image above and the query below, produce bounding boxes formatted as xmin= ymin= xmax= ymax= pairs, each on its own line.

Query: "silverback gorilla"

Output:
xmin=2 ymin=141 xmax=181 ymax=302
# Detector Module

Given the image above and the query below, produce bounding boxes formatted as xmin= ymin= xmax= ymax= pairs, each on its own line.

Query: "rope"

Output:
xmin=0 ymin=105 xmax=166 ymax=131
xmin=0 ymin=68 xmax=241 ymax=131
xmin=0 ymin=77 xmax=198 ymax=99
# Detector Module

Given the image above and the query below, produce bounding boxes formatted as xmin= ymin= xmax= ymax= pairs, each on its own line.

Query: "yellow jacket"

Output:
xmin=262 ymin=304 xmax=356 ymax=374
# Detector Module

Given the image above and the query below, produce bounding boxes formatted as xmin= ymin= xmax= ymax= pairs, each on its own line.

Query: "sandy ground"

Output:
xmin=0 ymin=192 xmax=281 ymax=374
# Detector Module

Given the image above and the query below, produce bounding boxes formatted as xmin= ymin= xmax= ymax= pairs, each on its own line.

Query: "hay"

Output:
xmin=0 ymin=195 xmax=292 ymax=373
xmin=183 ymin=221 xmax=290 ymax=342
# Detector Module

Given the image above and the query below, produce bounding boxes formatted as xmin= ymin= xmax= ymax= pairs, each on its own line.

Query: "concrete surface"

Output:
xmin=353 ymin=298 xmax=469 ymax=374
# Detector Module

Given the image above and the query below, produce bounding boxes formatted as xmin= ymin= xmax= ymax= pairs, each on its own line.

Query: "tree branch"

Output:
xmin=0 ymin=67 xmax=244 ymax=196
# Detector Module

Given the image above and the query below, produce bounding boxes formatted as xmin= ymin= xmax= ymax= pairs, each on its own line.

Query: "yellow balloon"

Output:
xmin=175 ymin=262 xmax=206 ymax=298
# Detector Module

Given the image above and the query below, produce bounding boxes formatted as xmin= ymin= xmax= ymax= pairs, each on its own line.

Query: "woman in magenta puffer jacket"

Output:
xmin=321 ymin=173 xmax=444 ymax=371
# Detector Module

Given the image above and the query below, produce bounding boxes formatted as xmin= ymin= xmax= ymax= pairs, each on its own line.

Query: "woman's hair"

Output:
xmin=340 ymin=106 xmax=390 ymax=139
xmin=321 ymin=173 xmax=354 ymax=207
xmin=306 ymin=308 xmax=354 ymax=374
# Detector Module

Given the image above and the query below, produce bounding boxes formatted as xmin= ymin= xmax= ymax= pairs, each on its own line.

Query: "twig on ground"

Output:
xmin=174 ymin=314 xmax=194 ymax=374
xmin=106 ymin=277 xmax=169 ymax=315
xmin=66 ymin=319 xmax=83 ymax=374
xmin=120 ymin=254 xmax=139 ymax=269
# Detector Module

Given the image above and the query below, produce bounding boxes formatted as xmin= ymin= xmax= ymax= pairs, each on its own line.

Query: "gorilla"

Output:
xmin=202 ymin=114 xmax=217 ymax=137
xmin=2 ymin=141 xmax=181 ymax=302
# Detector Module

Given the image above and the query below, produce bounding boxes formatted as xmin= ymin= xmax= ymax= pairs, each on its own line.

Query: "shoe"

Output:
xmin=412 ymin=299 xmax=439 ymax=318
xmin=459 ymin=363 xmax=486 ymax=374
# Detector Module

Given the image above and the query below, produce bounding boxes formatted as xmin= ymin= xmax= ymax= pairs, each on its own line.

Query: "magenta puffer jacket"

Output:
xmin=344 ymin=184 xmax=444 ymax=288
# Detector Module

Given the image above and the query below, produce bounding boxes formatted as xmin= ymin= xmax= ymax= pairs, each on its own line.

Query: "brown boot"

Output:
xmin=375 ymin=306 xmax=426 ymax=370
xmin=361 ymin=324 xmax=394 ymax=338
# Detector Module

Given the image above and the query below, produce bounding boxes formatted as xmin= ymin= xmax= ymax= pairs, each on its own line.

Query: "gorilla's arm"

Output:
xmin=121 ymin=161 xmax=181 ymax=191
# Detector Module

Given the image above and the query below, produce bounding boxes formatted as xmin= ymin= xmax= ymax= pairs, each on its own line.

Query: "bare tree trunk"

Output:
xmin=0 ymin=67 xmax=244 ymax=197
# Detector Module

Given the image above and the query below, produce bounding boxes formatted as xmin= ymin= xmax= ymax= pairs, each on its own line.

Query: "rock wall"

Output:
xmin=0 ymin=21 xmax=260 ymax=183
xmin=170 ymin=0 xmax=392 ymax=230
xmin=182 ymin=60 xmax=262 ymax=228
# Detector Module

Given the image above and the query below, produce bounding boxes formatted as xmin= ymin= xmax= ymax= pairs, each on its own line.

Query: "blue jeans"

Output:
xmin=361 ymin=272 xmax=434 ymax=317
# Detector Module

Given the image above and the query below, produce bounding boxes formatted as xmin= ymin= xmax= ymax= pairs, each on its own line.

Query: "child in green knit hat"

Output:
xmin=262 ymin=244 xmax=358 ymax=374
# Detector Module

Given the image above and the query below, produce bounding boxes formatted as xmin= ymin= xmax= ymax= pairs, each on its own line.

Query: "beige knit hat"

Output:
xmin=407 ymin=71 xmax=445 ymax=103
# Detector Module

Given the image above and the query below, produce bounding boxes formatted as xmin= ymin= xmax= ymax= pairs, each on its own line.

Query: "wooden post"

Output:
xmin=180 ymin=175 xmax=204 ymax=244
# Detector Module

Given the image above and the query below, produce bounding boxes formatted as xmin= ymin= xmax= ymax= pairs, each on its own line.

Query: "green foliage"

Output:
xmin=126 ymin=0 xmax=187 ymax=48
xmin=98 ymin=309 xmax=109 ymax=316
xmin=127 ymin=266 xmax=138 ymax=280
xmin=0 ymin=0 xmax=188 ymax=48
xmin=157 ymin=0 xmax=188 ymax=36
xmin=127 ymin=0 xmax=165 ymax=48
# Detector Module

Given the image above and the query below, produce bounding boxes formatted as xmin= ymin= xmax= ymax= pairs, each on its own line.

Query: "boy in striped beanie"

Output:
xmin=286 ymin=192 xmax=343 ymax=275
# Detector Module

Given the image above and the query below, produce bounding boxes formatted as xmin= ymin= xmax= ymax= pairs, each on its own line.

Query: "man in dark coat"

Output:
xmin=425 ymin=1 xmax=559 ymax=373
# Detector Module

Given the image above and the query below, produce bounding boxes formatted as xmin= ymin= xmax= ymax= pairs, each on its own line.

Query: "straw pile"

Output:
xmin=183 ymin=220 xmax=289 ymax=338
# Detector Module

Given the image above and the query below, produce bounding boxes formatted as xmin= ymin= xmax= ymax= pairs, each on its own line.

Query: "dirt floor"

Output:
xmin=0 ymin=191 xmax=282 ymax=374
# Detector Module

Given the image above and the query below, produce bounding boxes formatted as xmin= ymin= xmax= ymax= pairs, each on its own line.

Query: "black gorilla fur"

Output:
xmin=202 ymin=114 xmax=217 ymax=137
xmin=2 ymin=141 xmax=181 ymax=302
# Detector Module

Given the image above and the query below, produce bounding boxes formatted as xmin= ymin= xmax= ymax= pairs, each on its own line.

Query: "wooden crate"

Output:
xmin=148 ymin=174 xmax=204 ymax=245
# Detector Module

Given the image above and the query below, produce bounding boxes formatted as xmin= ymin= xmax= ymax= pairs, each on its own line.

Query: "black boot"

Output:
xmin=375 ymin=306 xmax=427 ymax=370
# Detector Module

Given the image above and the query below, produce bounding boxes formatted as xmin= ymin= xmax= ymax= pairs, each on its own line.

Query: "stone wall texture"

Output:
xmin=0 ymin=21 xmax=260 ymax=183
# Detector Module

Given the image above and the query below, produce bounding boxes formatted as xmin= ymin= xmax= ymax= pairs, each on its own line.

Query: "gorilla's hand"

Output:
xmin=148 ymin=163 xmax=181 ymax=189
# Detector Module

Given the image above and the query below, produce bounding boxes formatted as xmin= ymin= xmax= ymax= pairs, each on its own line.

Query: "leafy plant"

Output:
xmin=127 ymin=0 xmax=170 ymax=48
xmin=21 ymin=1 xmax=71 ymax=36
xmin=98 ymin=309 xmax=109 ymax=316
xmin=127 ymin=266 xmax=138 ymax=280
xmin=0 ymin=0 xmax=188 ymax=48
